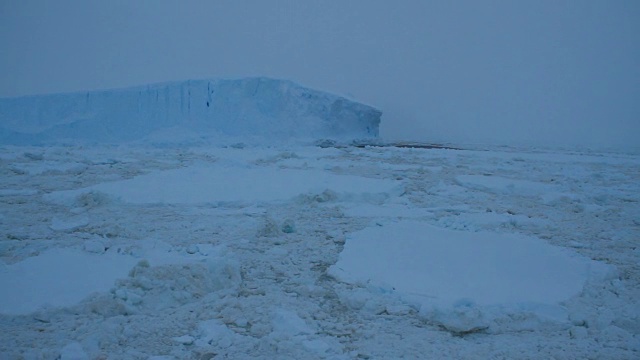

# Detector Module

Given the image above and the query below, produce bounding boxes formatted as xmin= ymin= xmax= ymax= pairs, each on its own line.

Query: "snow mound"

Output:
xmin=329 ymin=221 xmax=613 ymax=333
xmin=112 ymin=256 xmax=241 ymax=314
xmin=0 ymin=77 xmax=381 ymax=145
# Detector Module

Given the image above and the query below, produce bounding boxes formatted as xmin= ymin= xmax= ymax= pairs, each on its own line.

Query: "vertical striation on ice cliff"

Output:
xmin=0 ymin=78 xmax=381 ymax=145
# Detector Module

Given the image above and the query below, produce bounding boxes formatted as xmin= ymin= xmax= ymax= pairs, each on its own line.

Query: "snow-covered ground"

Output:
xmin=0 ymin=143 xmax=639 ymax=359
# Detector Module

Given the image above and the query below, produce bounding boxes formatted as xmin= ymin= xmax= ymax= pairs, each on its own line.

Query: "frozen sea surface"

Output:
xmin=0 ymin=143 xmax=638 ymax=359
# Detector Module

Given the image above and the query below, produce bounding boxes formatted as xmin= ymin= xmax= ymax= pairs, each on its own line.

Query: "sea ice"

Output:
xmin=0 ymin=241 xmax=234 ymax=315
xmin=1 ymin=143 xmax=637 ymax=358
xmin=0 ymin=248 xmax=137 ymax=315
xmin=329 ymin=220 xmax=613 ymax=332
xmin=45 ymin=165 xmax=401 ymax=205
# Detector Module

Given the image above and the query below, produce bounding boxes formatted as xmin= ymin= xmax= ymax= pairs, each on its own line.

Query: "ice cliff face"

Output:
xmin=0 ymin=78 xmax=381 ymax=145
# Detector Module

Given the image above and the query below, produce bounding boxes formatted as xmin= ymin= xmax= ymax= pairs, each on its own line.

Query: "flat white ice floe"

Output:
xmin=0 ymin=241 xmax=228 ymax=315
xmin=0 ymin=248 xmax=137 ymax=315
xmin=329 ymin=221 xmax=612 ymax=333
xmin=45 ymin=165 xmax=400 ymax=204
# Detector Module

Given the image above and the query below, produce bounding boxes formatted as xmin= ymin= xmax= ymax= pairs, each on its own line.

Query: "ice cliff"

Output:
xmin=0 ymin=78 xmax=381 ymax=145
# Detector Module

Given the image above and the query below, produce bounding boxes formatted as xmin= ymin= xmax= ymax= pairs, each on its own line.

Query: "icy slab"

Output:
xmin=329 ymin=221 xmax=612 ymax=331
xmin=0 ymin=77 xmax=381 ymax=145
xmin=45 ymin=165 xmax=400 ymax=205
xmin=0 ymin=248 xmax=138 ymax=315
xmin=0 ymin=241 xmax=230 ymax=315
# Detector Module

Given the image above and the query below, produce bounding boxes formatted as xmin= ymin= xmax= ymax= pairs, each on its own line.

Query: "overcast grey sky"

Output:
xmin=1 ymin=0 xmax=638 ymax=148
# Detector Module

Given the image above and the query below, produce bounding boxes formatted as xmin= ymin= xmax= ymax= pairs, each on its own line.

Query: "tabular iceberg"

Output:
xmin=0 ymin=78 xmax=381 ymax=145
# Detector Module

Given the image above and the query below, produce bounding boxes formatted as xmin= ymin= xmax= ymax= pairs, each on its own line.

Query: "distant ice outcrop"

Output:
xmin=0 ymin=78 xmax=381 ymax=145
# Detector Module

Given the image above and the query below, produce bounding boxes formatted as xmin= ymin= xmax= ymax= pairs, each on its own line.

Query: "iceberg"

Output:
xmin=0 ymin=78 xmax=381 ymax=145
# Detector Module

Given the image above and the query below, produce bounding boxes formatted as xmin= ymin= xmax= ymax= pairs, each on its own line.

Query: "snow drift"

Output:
xmin=0 ymin=78 xmax=381 ymax=145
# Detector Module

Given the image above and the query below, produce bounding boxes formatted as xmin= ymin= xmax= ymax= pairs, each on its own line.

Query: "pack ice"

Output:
xmin=0 ymin=77 xmax=381 ymax=145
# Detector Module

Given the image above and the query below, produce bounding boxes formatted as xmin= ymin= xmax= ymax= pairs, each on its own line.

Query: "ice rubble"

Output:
xmin=0 ymin=77 xmax=381 ymax=145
